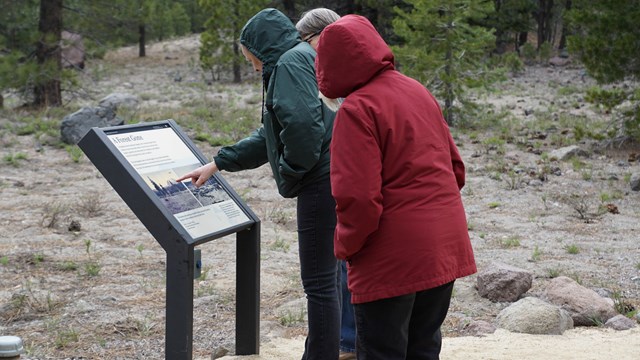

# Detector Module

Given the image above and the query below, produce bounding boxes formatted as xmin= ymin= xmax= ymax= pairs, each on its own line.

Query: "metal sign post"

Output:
xmin=78 ymin=120 xmax=260 ymax=359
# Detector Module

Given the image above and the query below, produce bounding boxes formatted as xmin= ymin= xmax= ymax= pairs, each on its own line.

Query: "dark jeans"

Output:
xmin=353 ymin=281 xmax=455 ymax=360
xmin=340 ymin=260 xmax=356 ymax=353
xmin=297 ymin=179 xmax=340 ymax=360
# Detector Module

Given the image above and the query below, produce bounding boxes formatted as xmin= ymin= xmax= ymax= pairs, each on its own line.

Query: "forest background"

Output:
xmin=1 ymin=0 xmax=640 ymax=359
xmin=1 ymin=0 xmax=639 ymax=135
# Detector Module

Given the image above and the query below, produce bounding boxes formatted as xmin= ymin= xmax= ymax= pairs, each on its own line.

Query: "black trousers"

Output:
xmin=353 ymin=281 xmax=455 ymax=360
xmin=297 ymin=178 xmax=340 ymax=360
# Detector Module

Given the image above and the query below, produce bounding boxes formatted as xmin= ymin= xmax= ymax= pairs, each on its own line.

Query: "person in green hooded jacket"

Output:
xmin=176 ymin=8 xmax=340 ymax=360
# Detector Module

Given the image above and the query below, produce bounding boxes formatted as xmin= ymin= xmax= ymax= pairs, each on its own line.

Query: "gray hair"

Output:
xmin=296 ymin=8 xmax=340 ymax=39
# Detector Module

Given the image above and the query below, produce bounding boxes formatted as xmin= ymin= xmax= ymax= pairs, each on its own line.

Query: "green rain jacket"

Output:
xmin=213 ymin=8 xmax=334 ymax=198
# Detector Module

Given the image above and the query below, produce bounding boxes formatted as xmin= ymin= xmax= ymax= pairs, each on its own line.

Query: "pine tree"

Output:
xmin=392 ymin=0 xmax=496 ymax=125
xmin=567 ymin=0 xmax=640 ymax=142
xmin=490 ymin=0 xmax=536 ymax=54
xmin=0 ymin=0 xmax=65 ymax=107
xmin=198 ymin=0 xmax=269 ymax=83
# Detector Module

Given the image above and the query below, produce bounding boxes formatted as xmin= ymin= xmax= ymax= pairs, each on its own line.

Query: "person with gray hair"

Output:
xmin=296 ymin=8 xmax=340 ymax=49
xmin=297 ymin=8 xmax=355 ymax=360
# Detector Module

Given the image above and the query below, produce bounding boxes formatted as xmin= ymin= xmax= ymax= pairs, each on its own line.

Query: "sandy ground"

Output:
xmin=212 ymin=327 xmax=640 ymax=360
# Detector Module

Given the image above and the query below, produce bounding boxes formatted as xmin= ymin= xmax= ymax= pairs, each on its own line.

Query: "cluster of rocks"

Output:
xmin=59 ymin=93 xmax=139 ymax=145
xmin=462 ymin=262 xmax=638 ymax=337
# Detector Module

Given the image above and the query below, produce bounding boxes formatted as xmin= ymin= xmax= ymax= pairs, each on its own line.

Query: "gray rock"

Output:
xmin=211 ymin=346 xmax=229 ymax=359
xmin=496 ymin=297 xmax=574 ymax=335
xmin=61 ymin=31 xmax=85 ymax=69
xmin=98 ymin=93 xmax=139 ymax=111
xmin=543 ymin=276 xmax=617 ymax=326
xmin=630 ymin=173 xmax=640 ymax=191
xmin=549 ymin=145 xmax=589 ymax=161
xmin=529 ymin=180 xmax=544 ymax=187
xmin=60 ymin=106 xmax=124 ymax=144
xmin=549 ymin=56 xmax=571 ymax=67
xmin=604 ymin=314 xmax=637 ymax=330
xmin=461 ymin=320 xmax=497 ymax=336
xmin=477 ymin=262 xmax=533 ymax=302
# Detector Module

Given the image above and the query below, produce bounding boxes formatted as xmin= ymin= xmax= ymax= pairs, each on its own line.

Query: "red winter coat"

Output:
xmin=315 ymin=15 xmax=477 ymax=304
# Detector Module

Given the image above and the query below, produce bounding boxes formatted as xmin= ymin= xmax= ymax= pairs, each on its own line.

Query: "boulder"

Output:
xmin=61 ymin=30 xmax=85 ymax=69
xmin=549 ymin=145 xmax=589 ymax=161
xmin=630 ymin=173 xmax=640 ymax=191
xmin=549 ymin=56 xmax=571 ymax=67
xmin=543 ymin=276 xmax=617 ymax=326
xmin=477 ymin=262 xmax=533 ymax=302
xmin=98 ymin=93 xmax=139 ymax=111
xmin=496 ymin=297 xmax=574 ymax=335
xmin=461 ymin=320 xmax=497 ymax=337
xmin=605 ymin=315 xmax=637 ymax=330
xmin=60 ymin=106 xmax=124 ymax=144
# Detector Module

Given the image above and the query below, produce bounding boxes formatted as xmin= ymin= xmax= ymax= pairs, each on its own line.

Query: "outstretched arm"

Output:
xmin=175 ymin=161 xmax=219 ymax=188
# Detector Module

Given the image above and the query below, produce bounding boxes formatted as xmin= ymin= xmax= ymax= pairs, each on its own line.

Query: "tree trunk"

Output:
xmin=536 ymin=0 xmax=554 ymax=49
xmin=138 ymin=24 xmax=146 ymax=57
xmin=34 ymin=0 xmax=63 ymax=107
xmin=444 ymin=35 xmax=454 ymax=125
xmin=517 ymin=31 xmax=528 ymax=51
xmin=0 ymin=94 xmax=3 ymax=108
xmin=558 ymin=0 xmax=572 ymax=50
xmin=494 ymin=0 xmax=507 ymax=54
xmin=233 ymin=41 xmax=241 ymax=83
xmin=282 ymin=0 xmax=295 ymax=20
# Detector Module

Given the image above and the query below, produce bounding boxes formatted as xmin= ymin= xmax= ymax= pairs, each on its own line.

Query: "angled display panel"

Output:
xmin=79 ymin=120 xmax=256 ymax=245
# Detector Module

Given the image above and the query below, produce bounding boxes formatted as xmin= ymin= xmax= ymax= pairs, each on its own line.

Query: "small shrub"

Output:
xmin=279 ymin=308 xmax=306 ymax=326
xmin=3 ymin=152 xmax=28 ymax=167
xmin=530 ymin=246 xmax=542 ymax=262
xmin=561 ymin=193 xmax=597 ymax=221
xmin=75 ymin=193 xmax=106 ymax=217
xmin=136 ymin=244 xmax=144 ymax=257
xmin=58 ymin=261 xmax=78 ymax=271
xmin=538 ymin=42 xmax=553 ymax=63
xmin=504 ymin=170 xmax=524 ymax=190
xmin=84 ymin=262 xmax=101 ymax=277
xmin=33 ymin=253 xmax=45 ymax=264
xmin=521 ymin=43 xmax=536 ymax=63
xmin=269 ymin=235 xmax=290 ymax=252
xmin=488 ymin=202 xmax=501 ymax=209
xmin=501 ymin=236 xmax=521 ymax=248
xmin=55 ymin=328 xmax=79 ymax=349
xmin=481 ymin=136 xmax=506 ymax=154
xmin=565 ymin=244 xmax=580 ymax=254
xmin=557 ymin=86 xmax=581 ymax=96
xmin=612 ymin=291 xmax=636 ymax=316
xmin=41 ymin=201 xmax=69 ymax=228
xmin=65 ymin=145 xmax=84 ymax=163
xmin=547 ymin=268 xmax=561 ymax=278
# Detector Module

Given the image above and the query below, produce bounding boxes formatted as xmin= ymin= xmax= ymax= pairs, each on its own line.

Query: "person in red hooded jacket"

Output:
xmin=315 ymin=15 xmax=477 ymax=359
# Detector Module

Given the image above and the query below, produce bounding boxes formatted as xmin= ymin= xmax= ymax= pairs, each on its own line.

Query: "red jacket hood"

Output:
xmin=315 ymin=15 xmax=395 ymax=99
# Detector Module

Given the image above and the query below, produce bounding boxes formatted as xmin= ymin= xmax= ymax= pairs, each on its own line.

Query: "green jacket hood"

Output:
xmin=240 ymin=8 xmax=301 ymax=80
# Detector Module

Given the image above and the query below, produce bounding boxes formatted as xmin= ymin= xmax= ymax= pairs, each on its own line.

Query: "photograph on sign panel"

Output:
xmin=142 ymin=168 xmax=201 ymax=215
xmin=173 ymin=164 xmax=232 ymax=206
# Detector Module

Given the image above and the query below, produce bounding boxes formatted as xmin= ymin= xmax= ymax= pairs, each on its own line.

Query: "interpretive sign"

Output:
xmin=78 ymin=120 xmax=260 ymax=360
xmin=104 ymin=122 xmax=251 ymax=240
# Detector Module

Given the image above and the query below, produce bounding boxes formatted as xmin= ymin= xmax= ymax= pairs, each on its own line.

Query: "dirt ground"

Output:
xmin=1 ymin=35 xmax=639 ymax=359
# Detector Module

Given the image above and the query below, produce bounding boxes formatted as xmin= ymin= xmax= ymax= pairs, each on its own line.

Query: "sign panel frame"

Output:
xmin=78 ymin=119 xmax=260 ymax=359
xmin=80 ymin=119 xmax=256 ymax=247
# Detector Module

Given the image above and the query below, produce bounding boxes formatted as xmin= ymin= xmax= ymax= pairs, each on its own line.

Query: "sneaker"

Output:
xmin=339 ymin=351 xmax=356 ymax=360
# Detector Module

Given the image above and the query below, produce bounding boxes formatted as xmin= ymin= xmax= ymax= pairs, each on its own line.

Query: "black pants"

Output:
xmin=297 ymin=178 xmax=340 ymax=360
xmin=353 ymin=281 xmax=455 ymax=360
